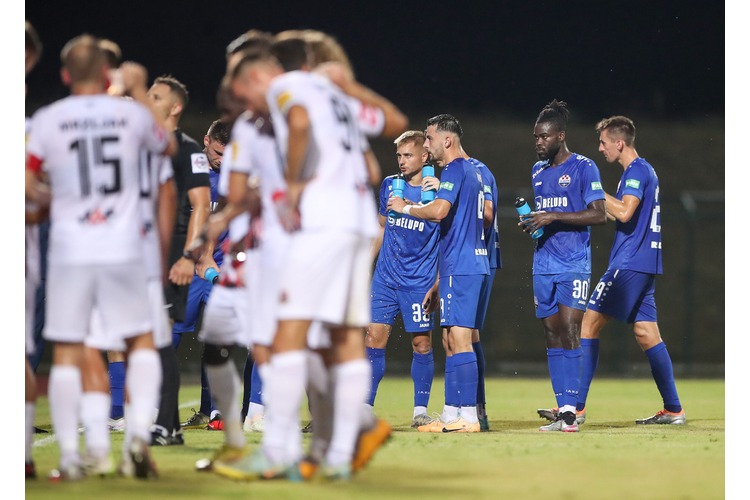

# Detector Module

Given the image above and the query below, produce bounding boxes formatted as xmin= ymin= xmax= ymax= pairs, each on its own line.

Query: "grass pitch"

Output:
xmin=26 ymin=377 xmax=724 ymax=499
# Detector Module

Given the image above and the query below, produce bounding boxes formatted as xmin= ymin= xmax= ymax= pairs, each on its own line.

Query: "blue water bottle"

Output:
xmin=515 ymin=197 xmax=543 ymax=239
xmin=389 ymin=174 xmax=406 ymax=218
xmin=421 ymin=163 xmax=436 ymax=203
xmin=204 ymin=267 xmax=220 ymax=284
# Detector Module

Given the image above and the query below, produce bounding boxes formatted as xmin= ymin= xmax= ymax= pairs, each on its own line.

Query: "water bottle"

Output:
xmin=515 ymin=197 xmax=543 ymax=239
xmin=389 ymin=174 xmax=405 ymax=218
xmin=421 ymin=164 xmax=436 ymax=203
xmin=204 ymin=267 xmax=220 ymax=284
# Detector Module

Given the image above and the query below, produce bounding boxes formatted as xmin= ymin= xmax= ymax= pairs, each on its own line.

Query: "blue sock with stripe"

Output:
xmin=547 ymin=347 xmax=564 ymax=407
xmin=562 ymin=347 xmax=582 ymax=408
xmin=108 ymin=361 xmax=125 ymax=420
xmin=645 ymin=342 xmax=682 ymax=413
xmin=411 ymin=350 xmax=434 ymax=408
xmin=453 ymin=351 xmax=478 ymax=407
xmin=577 ymin=338 xmax=599 ymax=411
xmin=366 ymin=347 xmax=386 ymax=406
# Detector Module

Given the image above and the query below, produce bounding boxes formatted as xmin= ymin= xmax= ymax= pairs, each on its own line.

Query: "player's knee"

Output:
xmin=412 ymin=333 xmax=431 ymax=354
xmin=204 ymin=343 xmax=234 ymax=366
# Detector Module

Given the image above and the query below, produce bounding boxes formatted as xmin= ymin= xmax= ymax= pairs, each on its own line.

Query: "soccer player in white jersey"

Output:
xmin=81 ymin=151 xmax=177 ymax=476
xmin=193 ymin=41 xmax=405 ymax=481
xmin=24 ymin=19 xmax=43 ymax=481
xmin=25 ymin=34 xmax=177 ymax=480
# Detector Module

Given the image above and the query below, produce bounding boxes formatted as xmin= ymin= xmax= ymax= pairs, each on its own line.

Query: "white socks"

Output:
xmin=125 ymin=349 xmax=161 ymax=442
xmin=48 ymin=365 xmax=83 ymax=466
xmin=326 ymin=359 xmax=371 ymax=468
xmin=262 ymin=351 xmax=307 ymax=465
xmin=205 ymin=361 xmax=245 ymax=449
xmin=81 ymin=391 xmax=111 ymax=459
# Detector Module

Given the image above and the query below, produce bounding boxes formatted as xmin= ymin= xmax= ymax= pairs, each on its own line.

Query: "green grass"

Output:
xmin=27 ymin=377 xmax=724 ymax=499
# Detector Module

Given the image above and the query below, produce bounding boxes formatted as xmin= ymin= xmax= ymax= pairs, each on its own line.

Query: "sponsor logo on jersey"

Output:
xmin=439 ymin=181 xmax=454 ymax=191
xmin=651 ymin=241 xmax=662 ymax=249
xmin=231 ymin=141 xmax=238 ymax=162
xmin=277 ymin=91 xmax=291 ymax=110
xmin=475 ymin=248 xmax=488 ymax=256
xmin=388 ymin=216 xmax=426 ymax=231
xmin=535 ymin=181 xmax=542 ymax=186
xmin=536 ymin=196 xmax=568 ymax=209
xmin=591 ymin=181 xmax=603 ymax=190
xmin=558 ymin=174 xmax=571 ymax=187
xmin=625 ymin=178 xmax=641 ymax=189
xmin=191 ymin=153 xmax=210 ymax=174
xmin=79 ymin=208 xmax=114 ymax=225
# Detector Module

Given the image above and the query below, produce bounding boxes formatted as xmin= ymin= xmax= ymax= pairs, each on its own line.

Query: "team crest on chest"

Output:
xmin=558 ymin=174 xmax=571 ymax=187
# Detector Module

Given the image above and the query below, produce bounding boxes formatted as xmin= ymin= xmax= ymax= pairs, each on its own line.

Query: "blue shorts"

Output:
xmin=173 ymin=274 xmax=213 ymax=334
xmin=439 ymin=274 xmax=488 ymax=329
xmin=587 ymin=269 xmax=657 ymax=323
xmin=476 ymin=269 xmax=496 ymax=330
xmin=533 ymin=272 xmax=590 ymax=319
xmin=370 ymin=279 xmax=433 ymax=333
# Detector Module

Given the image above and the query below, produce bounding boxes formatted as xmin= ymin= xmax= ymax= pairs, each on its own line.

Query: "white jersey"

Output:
xmin=139 ymin=152 xmax=174 ymax=279
xmin=224 ymin=111 xmax=287 ymax=242
xmin=266 ymin=71 xmax=378 ymax=237
xmin=26 ymin=94 xmax=170 ymax=265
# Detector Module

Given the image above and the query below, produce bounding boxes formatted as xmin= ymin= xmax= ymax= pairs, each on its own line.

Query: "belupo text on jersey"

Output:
xmin=387 ymin=215 xmax=426 ymax=231
xmin=534 ymin=196 xmax=569 ymax=210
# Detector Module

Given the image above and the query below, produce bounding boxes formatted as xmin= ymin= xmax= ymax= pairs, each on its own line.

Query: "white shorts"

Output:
xmin=86 ymin=279 xmax=171 ymax=351
xmin=278 ymin=232 xmax=372 ymax=328
xmin=44 ymin=261 xmax=152 ymax=344
xmin=246 ymin=229 xmax=289 ymax=347
xmin=197 ymin=284 xmax=251 ymax=347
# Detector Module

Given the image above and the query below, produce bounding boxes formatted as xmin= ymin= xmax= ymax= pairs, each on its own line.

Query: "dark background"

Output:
xmin=25 ymin=1 xmax=726 ymax=377
xmin=25 ymin=1 xmax=723 ymax=121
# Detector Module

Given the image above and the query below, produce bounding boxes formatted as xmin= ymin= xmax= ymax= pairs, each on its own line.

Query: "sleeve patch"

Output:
xmin=440 ymin=181 xmax=454 ymax=191
xmin=484 ymin=185 xmax=492 ymax=193
xmin=591 ymin=181 xmax=603 ymax=190
xmin=276 ymin=91 xmax=292 ymax=111
xmin=191 ymin=153 xmax=210 ymax=174
xmin=625 ymin=179 xmax=641 ymax=189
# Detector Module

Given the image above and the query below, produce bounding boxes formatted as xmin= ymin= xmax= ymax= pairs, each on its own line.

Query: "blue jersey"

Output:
xmin=209 ymin=168 xmax=228 ymax=266
xmin=530 ymin=153 xmax=605 ymax=275
xmin=436 ymin=158 xmax=490 ymax=277
xmin=374 ymin=174 xmax=440 ymax=291
xmin=608 ymin=157 xmax=663 ymax=274
xmin=470 ymin=158 xmax=502 ymax=270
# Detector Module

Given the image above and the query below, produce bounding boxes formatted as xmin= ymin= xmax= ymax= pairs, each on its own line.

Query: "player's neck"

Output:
xmin=618 ymin=149 xmax=639 ymax=170
xmin=550 ymin=147 xmax=572 ymax=167
xmin=70 ymin=81 xmax=106 ymax=95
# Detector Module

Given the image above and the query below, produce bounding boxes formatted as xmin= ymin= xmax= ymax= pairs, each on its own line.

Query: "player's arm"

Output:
xmin=370 ymin=214 xmax=387 ymax=261
xmin=158 ymin=178 xmax=177 ymax=283
xmin=422 ymin=275 xmax=440 ymax=314
xmin=522 ymin=199 xmax=607 ymax=232
xmin=364 ymin=148 xmax=382 ymax=187
xmin=483 ymin=199 xmax=494 ymax=228
xmin=387 ymin=196 xmax=451 ymax=223
xmin=604 ymin=192 xmax=640 ymax=223
xmin=317 ymin=62 xmax=407 ymax=139
xmin=284 ymin=105 xmax=311 ymax=210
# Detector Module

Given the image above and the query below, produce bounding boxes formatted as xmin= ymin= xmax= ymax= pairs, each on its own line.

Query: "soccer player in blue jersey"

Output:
xmin=575 ymin=115 xmax=685 ymax=425
xmin=175 ymin=119 xmax=230 ymax=431
xmin=388 ymin=114 xmax=490 ymax=433
xmin=366 ymin=130 xmax=440 ymax=428
xmin=464 ymin=152 xmax=501 ymax=432
xmin=518 ymin=100 xmax=606 ymax=432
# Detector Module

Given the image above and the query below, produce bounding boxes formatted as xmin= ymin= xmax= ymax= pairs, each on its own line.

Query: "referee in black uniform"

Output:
xmin=146 ymin=75 xmax=212 ymax=445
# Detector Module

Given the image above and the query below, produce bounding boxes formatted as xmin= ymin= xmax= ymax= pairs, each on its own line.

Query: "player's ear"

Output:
xmin=170 ymin=101 xmax=184 ymax=118
xmin=203 ymin=135 xmax=210 ymax=148
xmin=60 ymin=67 xmax=72 ymax=86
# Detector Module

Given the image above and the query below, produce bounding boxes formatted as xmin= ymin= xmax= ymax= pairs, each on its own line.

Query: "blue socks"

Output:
xmin=473 ymin=341 xmax=486 ymax=406
xmin=241 ymin=355 xmax=253 ymax=420
xmin=452 ymin=351 xmax=478 ymax=407
xmin=577 ymin=338 xmax=599 ymax=411
xmin=366 ymin=347 xmax=386 ymax=406
xmin=562 ymin=347 xmax=582 ymax=408
xmin=645 ymin=342 xmax=682 ymax=413
xmin=108 ymin=361 xmax=125 ymax=420
xmin=249 ymin=361 xmax=263 ymax=405
xmin=547 ymin=347 xmax=564 ymax=407
xmin=199 ymin=362 xmax=215 ymax=416
xmin=411 ymin=350 xmax=434 ymax=408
